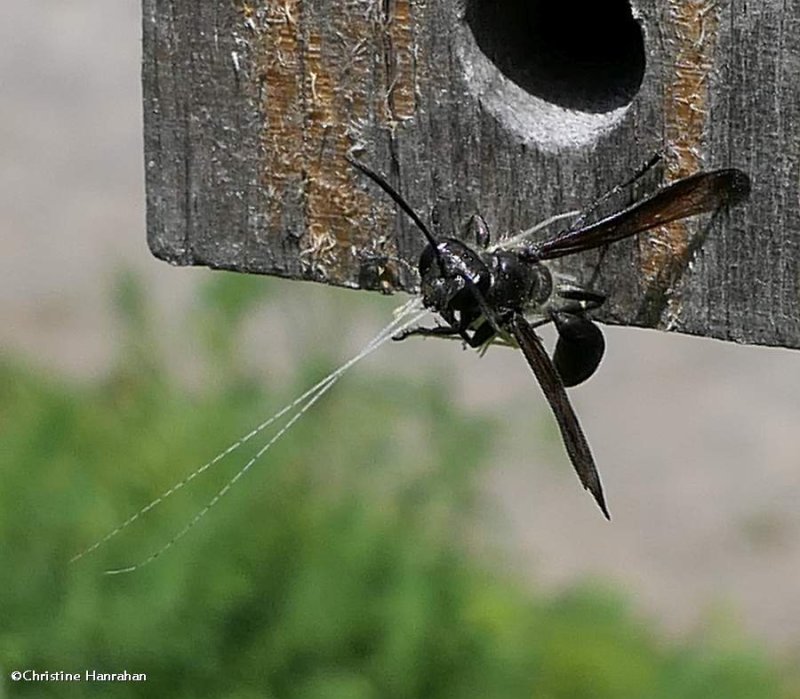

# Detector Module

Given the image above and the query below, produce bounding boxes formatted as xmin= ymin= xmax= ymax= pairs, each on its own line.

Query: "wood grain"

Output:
xmin=143 ymin=0 xmax=799 ymax=349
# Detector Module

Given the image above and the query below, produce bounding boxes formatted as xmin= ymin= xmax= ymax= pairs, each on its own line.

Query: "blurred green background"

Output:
xmin=2 ymin=1 xmax=800 ymax=696
xmin=1 ymin=272 xmax=797 ymax=698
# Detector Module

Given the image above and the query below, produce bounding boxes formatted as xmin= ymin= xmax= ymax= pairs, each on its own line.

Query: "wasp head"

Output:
xmin=418 ymin=239 xmax=491 ymax=315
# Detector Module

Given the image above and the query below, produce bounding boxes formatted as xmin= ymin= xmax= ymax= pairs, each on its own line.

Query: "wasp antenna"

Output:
xmin=346 ymin=155 xmax=439 ymax=250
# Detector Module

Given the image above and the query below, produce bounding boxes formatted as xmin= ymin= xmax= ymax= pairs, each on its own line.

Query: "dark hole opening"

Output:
xmin=466 ymin=0 xmax=645 ymax=113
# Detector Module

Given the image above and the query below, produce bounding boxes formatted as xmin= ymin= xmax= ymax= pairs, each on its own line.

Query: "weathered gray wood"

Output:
xmin=143 ymin=0 xmax=800 ymax=349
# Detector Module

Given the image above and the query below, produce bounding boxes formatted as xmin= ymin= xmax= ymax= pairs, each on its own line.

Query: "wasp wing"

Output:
xmin=509 ymin=314 xmax=610 ymax=518
xmin=535 ymin=169 xmax=750 ymax=261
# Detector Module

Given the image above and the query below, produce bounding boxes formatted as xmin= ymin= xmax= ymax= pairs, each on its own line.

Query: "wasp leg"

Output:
xmin=467 ymin=319 xmax=498 ymax=347
xmin=394 ymin=323 xmax=493 ymax=348
xmin=394 ymin=316 xmax=495 ymax=349
xmin=393 ymin=325 xmax=461 ymax=342
xmin=558 ymin=288 xmax=607 ymax=311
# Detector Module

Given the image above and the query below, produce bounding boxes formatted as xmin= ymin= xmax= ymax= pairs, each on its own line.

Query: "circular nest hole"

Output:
xmin=465 ymin=0 xmax=645 ymax=114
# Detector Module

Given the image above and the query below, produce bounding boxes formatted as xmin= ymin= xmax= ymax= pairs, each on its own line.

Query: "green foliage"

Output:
xmin=0 ymin=273 xmax=795 ymax=698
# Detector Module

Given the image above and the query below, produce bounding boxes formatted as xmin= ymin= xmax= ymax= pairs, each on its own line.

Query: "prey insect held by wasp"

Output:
xmin=349 ymin=156 xmax=751 ymax=517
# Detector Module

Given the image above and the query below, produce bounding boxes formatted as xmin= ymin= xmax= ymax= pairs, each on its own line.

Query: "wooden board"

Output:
xmin=143 ymin=0 xmax=800 ymax=349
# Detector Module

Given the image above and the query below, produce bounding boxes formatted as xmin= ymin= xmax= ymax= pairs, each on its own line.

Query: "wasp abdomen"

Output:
xmin=552 ymin=313 xmax=606 ymax=387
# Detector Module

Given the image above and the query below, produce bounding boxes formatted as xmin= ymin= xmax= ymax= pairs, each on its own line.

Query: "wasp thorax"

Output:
xmin=486 ymin=251 xmax=552 ymax=312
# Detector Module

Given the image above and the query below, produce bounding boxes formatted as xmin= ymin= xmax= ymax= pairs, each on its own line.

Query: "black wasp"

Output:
xmin=350 ymin=156 xmax=751 ymax=518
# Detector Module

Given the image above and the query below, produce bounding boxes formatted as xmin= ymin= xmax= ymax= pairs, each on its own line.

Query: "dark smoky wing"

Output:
xmin=536 ymin=169 xmax=750 ymax=260
xmin=509 ymin=314 xmax=610 ymax=518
